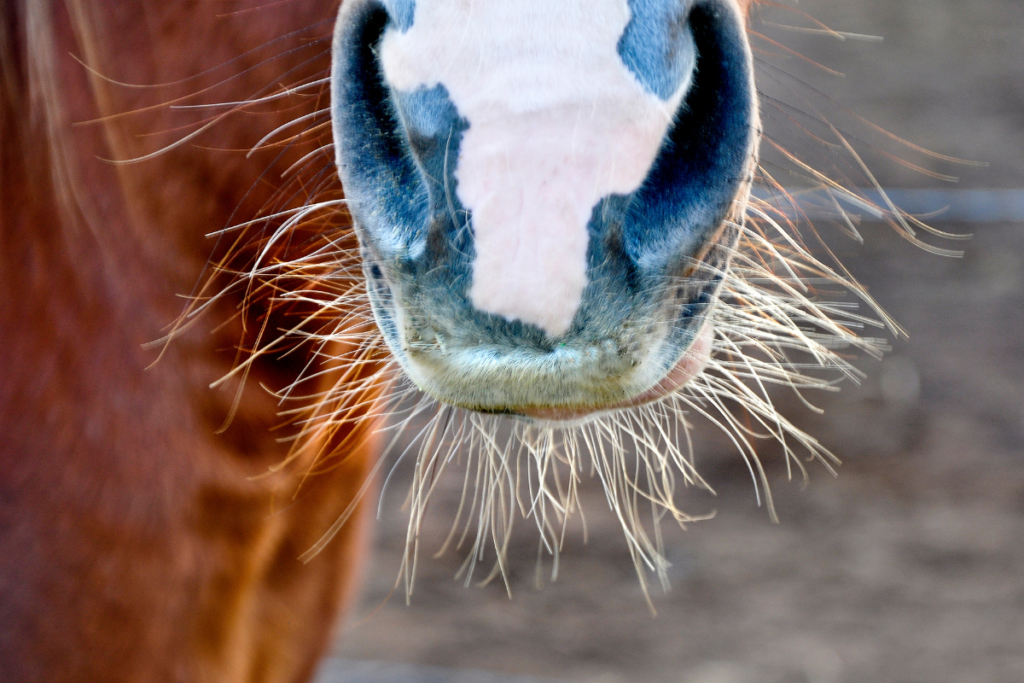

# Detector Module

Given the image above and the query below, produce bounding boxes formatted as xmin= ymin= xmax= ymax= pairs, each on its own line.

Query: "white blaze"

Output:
xmin=380 ymin=0 xmax=689 ymax=336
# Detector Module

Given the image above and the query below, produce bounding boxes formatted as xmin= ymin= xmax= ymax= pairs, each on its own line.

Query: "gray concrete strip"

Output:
xmin=315 ymin=658 xmax=572 ymax=683
xmin=752 ymin=187 xmax=1024 ymax=223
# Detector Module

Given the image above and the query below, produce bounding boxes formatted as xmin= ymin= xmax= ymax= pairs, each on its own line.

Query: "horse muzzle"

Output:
xmin=331 ymin=0 xmax=757 ymax=419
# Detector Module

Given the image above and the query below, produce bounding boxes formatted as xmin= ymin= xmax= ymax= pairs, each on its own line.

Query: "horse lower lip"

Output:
xmin=517 ymin=322 xmax=714 ymax=422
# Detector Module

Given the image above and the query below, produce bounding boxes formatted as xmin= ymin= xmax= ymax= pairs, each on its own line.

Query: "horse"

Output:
xmin=1 ymin=0 xmax=923 ymax=681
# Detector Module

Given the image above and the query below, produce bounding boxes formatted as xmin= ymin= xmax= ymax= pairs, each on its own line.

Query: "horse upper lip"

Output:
xmin=393 ymin=317 xmax=714 ymax=422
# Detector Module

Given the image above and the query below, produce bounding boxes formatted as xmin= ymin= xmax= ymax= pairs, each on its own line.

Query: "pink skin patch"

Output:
xmin=380 ymin=0 xmax=691 ymax=337
xmin=520 ymin=322 xmax=714 ymax=422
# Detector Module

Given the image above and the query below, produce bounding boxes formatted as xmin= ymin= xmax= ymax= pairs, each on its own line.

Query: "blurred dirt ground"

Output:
xmin=327 ymin=1 xmax=1024 ymax=682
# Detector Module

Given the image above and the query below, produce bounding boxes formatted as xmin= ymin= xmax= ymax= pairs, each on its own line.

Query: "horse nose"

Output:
xmin=331 ymin=0 xmax=756 ymax=415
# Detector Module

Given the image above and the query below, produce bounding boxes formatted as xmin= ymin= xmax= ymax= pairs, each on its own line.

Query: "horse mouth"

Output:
xmin=512 ymin=321 xmax=714 ymax=423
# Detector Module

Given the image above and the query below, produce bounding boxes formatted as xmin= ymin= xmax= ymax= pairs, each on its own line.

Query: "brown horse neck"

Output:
xmin=1 ymin=3 xmax=377 ymax=682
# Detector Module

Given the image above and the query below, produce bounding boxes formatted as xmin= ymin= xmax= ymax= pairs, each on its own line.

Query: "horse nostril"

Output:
xmin=624 ymin=1 xmax=756 ymax=270
xmin=331 ymin=1 xmax=430 ymax=259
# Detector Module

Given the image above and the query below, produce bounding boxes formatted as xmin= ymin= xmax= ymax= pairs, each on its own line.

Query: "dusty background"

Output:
xmin=327 ymin=1 xmax=1024 ymax=681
